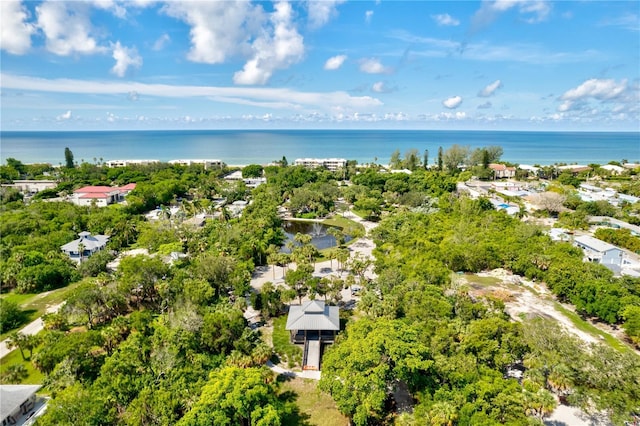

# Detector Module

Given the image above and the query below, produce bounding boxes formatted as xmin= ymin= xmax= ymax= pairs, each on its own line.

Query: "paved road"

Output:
xmin=0 ymin=303 xmax=64 ymax=359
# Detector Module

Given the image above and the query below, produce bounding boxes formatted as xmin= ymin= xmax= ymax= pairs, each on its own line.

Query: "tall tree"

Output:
xmin=177 ymin=366 xmax=290 ymax=426
xmin=423 ymin=149 xmax=429 ymax=169
xmin=437 ymin=146 xmax=443 ymax=171
xmin=64 ymin=147 xmax=75 ymax=168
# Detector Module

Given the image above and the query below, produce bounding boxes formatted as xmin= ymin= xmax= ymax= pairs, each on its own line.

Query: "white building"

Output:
xmin=168 ymin=159 xmax=224 ymax=169
xmin=294 ymin=158 xmax=347 ymax=171
xmin=574 ymin=235 xmax=623 ymax=270
xmin=1 ymin=180 xmax=57 ymax=194
xmin=105 ymin=159 xmax=159 ymax=168
xmin=71 ymin=184 xmax=136 ymax=207
xmin=1 ymin=385 xmax=45 ymax=426
xmin=61 ymin=231 xmax=109 ymax=262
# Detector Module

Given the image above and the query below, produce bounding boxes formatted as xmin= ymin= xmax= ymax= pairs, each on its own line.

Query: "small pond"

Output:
xmin=281 ymin=221 xmax=352 ymax=253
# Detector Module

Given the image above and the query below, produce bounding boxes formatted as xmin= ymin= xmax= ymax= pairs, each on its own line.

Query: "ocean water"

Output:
xmin=0 ymin=129 xmax=638 ymax=166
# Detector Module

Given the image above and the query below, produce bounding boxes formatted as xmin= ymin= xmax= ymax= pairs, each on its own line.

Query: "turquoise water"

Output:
xmin=1 ymin=129 xmax=638 ymax=166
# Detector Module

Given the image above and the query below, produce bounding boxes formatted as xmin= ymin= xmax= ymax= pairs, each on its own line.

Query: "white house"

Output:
xmin=574 ymin=235 xmax=623 ymax=271
xmin=1 ymin=385 xmax=45 ymax=426
xmin=71 ymin=184 xmax=136 ymax=207
xmin=2 ymin=180 xmax=57 ymax=194
xmin=61 ymin=231 xmax=109 ymax=262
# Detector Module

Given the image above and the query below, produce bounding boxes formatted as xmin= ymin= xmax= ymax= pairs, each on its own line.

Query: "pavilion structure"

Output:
xmin=285 ymin=300 xmax=340 ymax=371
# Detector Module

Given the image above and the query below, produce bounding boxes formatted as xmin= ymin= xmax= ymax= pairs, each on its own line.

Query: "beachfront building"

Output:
xmin=71 ymin=184 xmax=136 ymax=207
xmin=574 ymin=235 xmax=623 ymax=272
xmin=105 ymin=159 xmax=159 ymax=168
xmin=61 ymin=231 xmax=109 ymax=263
xmin=489 ymin=163 xmax=516 ymax=179
xmin=294 ymin=158 xmax=347 ymax=172
xmin=1 ymin=385 xmax=46 ymax=426
xmin=285 ymin=300 xmax=339 ymax=370
xmin=168 ymin=159 xmax=224 ymax=169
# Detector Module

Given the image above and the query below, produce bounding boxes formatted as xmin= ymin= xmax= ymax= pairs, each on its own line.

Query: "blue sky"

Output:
xmin=1 ymin=0 xmax=639 ymax=131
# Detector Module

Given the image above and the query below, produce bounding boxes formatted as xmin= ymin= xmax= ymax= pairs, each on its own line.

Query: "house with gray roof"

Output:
xmin=574 ymin=235 xmax=623 ymax=273
xmin=285 ymin=300 xmax=340 ymax=371
xmin=1 ymin=385 xmax=44 ymax=426
xmin=60 ymin=231 xmax=109 ymax=263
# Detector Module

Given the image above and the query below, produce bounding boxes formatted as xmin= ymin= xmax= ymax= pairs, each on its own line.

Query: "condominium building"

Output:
xmin=294 ymin=158 xmax=347 ymax=171
xmin=168 ymin=159 xmax=224 ymax=169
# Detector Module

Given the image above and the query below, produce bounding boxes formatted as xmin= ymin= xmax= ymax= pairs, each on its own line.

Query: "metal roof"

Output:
xmin=60 ymin=232 xmax=109 ymax=252
xmin=285 ymin=300 xmax=340 ymax=331
xmin=1 ymin=385 xmax=41 ymax=420
xmin=574 ymin=235 xmax=619 ymax=253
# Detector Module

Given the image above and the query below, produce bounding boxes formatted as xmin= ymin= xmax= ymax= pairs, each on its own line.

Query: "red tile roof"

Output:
xmin=119 ymin=183 xmax=137 ymax=191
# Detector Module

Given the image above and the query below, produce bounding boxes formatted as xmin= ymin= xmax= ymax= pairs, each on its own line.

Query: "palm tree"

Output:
xmin=6 ymin=332 xmax=27 ymax=360
xmin=0 ymin=364 xmax=28 ymax=383
xmin=78 ymin=242 xmax=86 ymax=263
xmin=429 ymin=401 xmax=457 ymax=426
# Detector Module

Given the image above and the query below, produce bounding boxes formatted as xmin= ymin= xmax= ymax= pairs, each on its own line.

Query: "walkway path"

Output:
xmin=0 ymin=303 xmax=63 ymax=359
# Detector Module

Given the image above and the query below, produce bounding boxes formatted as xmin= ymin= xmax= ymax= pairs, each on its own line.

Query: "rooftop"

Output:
xmin=1 ymin=385 xmax=41 ymax=420
xmin=285 ymin=300 xmax=340 ymax=331
xmin=574 ymin=235 xmax=619 ymax=253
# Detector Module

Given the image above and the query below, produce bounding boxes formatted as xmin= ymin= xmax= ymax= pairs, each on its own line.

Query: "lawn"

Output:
xmin=322 ymin=216 xmax=365 ymax=239
xmin=553 ymin=302 xmax=633 ymax=354
xmin=280 ymin=377 xmax=348 ymax=426
xmin=0 ymin=281 xmax=82 ymax=340
xmin=272 ymin=316 xmax=302 ymax=369
xmin=0 ymin=346 xmax=45 ymax=385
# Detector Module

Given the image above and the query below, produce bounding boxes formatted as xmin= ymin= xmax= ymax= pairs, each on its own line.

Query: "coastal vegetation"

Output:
xmin=0 ymin=150 xmax=639 ymax=425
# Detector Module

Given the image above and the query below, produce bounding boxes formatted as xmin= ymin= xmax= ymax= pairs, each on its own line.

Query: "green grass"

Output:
xmin=322 ymin=216 xmax=365 ymax=238
xmin=0 ymin=292 xmax=35 ymax=305
xmin=553 ymin=302 xmax=632 ymax=354
xmin=463 ymin=275 xmax=501 ymax=286
xmin=0 ymin=281 xmax=82 ymax=340
xmin=280 ymin=377 xmax=348 ymax=426
xmin=0 ymin=346 xmax=45 ymax=385
xmin=272 ymin=316 xmax=302 ymax=369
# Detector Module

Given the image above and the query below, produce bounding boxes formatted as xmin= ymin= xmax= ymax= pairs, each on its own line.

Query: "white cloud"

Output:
xmin=556 ymin=79 xmax=639 ymax=122
xmin=324 ymin=54 xmax=347 ymax=70
xmin=164 ymin=1 xmax=303 ymax=85
xmin=478 ymin=79 xmax=503 ymax=97
xmin=0 ymin=0 xmax=35 ymax=55
xmin=471 ymin=0 xmax=551 ymax=32
xmin=162 ymin=0 xmax=259 ymax=64
xmin=36 ymin=1 xmax=103 ymax=56
xmin=442 ymin=95 xmax=463 ymax=109
xmin=57 ymin=110 xmax=72 ymax=121
xmin=365 ymin=10 xmax=374 ymax=23
xmin=371 ymin=81 xmax=397 ymax=93
xmin=560 ymin=78 xmax=627 ymax=102
xmin=1 ymin=73 xmax=383 ymax=112
xmin=599 ymin=13 xmax=640 ymax=32
xmin=152 ymin=33 xmax=170 ymax=51
xmin=359 ymin=58 xmax=392 ymax=74
xmin=306 ymin=0 xmax=345 ymax=29
xmin=111 ymin=42 xmax=142 ymax=77
xmin=91 ymin=0 xmax=127 ymax=19
xmin=233 ymin=2 xmax=304 ymax=85
xmin=431 ymin=13 xmax=460 ymax=26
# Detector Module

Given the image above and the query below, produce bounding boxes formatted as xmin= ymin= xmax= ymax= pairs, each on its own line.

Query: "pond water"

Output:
xmin=281 ymin=221 xmax=351 ymax=252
